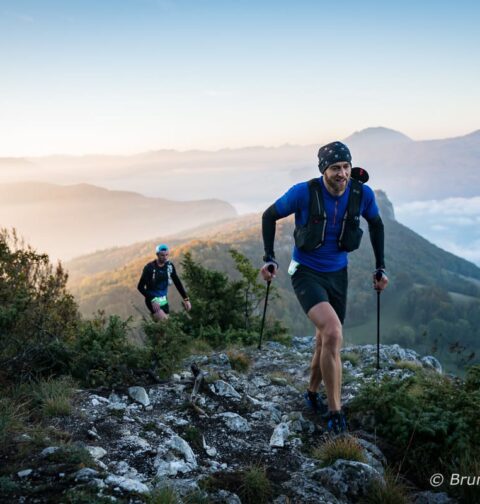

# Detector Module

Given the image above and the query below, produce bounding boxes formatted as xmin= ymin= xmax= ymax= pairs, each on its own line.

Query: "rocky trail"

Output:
xmin=4 ymin=338 xmax=456 ymax=504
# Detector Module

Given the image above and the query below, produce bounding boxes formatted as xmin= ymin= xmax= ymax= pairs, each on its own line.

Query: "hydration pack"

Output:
xmin=293 ymin=178 xmax=364 ymax=253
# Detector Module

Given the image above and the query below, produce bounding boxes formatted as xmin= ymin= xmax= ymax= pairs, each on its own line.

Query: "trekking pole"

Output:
xmin=258 ymin=264 xmax=275 ymax=350
xmin=375 ymin=270 xmax=383 ymax=370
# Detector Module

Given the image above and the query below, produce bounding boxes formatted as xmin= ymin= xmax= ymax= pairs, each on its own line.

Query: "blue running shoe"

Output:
xmin=304 ymin=390 xmax=328 ymax=415
xmin=326 ymin=410 xmax=348 ymax=435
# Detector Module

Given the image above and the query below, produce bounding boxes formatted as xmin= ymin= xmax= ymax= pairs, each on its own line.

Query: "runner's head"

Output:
xmin=155 ymin=243 xmax=169 ymax=263
xmin=318 ymin=141 xmax=352 ymax=174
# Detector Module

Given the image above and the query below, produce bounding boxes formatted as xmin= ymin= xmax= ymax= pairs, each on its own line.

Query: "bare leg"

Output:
xmin=308 ymin=327 xmax=323 ymax=393
xmin=307 ymin=302 xmax=343 ymax=412
xmin=151 ymin=303 xmax=168 ymax=321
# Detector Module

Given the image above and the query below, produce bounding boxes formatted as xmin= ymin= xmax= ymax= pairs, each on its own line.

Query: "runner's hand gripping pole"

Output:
xmin=258 ymin=262 xmax=277 ymax=350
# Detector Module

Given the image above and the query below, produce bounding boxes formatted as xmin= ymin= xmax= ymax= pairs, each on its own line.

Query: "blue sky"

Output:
xmin=1 ymin=0 xmax=479 ymax=155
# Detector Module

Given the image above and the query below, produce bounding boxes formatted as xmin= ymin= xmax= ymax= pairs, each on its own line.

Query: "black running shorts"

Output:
xmin=291 ymin=264 xmax=348 ymax=323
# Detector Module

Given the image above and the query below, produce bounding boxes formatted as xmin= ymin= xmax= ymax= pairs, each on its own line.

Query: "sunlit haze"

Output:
xmin=1 ymin=0 xmax=479 ymax=156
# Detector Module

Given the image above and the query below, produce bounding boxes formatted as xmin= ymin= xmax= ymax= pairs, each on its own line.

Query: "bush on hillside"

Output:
xmin=0 ymin=229 xmax=79 ymax=384
xmin=350 ymin=366 xmax=480 ymax=499
xmin=175 ymin=250 xmax=289 ymax=347
xmin=70 ymin=313 xmax=150 ymax=388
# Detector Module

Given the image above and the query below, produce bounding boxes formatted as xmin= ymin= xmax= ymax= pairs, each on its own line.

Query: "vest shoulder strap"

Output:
xmin=307 ymin=178 xmax=325 ymax=218
xmin=347 ymin=178 xmax=363 ymax=218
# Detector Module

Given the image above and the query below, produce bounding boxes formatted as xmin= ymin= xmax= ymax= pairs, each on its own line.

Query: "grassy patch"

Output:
xmin=240 ymin=465 xmax=272 ymax=504
xmin=394 ymin=360 xmax=422 ymax=372
xmin=341 ymin=351 xmax=361 ymax=367
xmin=226 ymin=350 xmax=251 ymax=373
xmin=30 ymin=377 xmax=76 ymax=417
xmin=312 ymin=435 xmax=367 ymax=467
xmin=187 ymin=339 xmax=213 ymax=356
xmin=148 ymin=486 xmax=180 ymax=504
xmin=0 ymin=398 xmax=26 ymax=451
xmin=359 ymin=470 xmax=410 ymax=504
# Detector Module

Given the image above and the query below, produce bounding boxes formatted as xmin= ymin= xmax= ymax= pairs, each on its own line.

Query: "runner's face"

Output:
xmin=323 ymin=161 xmax=351 ymax=194
xmin=156 ymin=250 xmax=169 ymax=263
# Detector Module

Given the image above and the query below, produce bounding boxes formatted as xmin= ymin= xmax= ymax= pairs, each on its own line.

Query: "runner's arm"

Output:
xmin=171 ymin=264 xmax=188 ymax=300
xmin=137 ymin=267 xmax=148 ymax=297
xmin=366 ymin=215 xmax=385 ymax=270
xmin=262 ymin=203 xmax=282 ymax=261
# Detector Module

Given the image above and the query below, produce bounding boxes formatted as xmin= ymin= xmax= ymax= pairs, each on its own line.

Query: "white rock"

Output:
xmin=217 ymin=412 xmax=251 ymax=432
xmin=155 ymin=458 xmax=194 ymax=477
xmin=270 ymin=422 xmax=290 ymax=447
xmin=90 ymin=394 xmax=110 ymax=404
xmin=17 ymin=469 xmax=33 ymax=478
xmin=87 ymin=446 xmax=107 ymax=459
xmin=212 ymin=380 xmax=241 ymax=399
xmin=128 ymin=386 xmax=150 ymax=407
xmin=75 ymin=468 xmax=99 ymax=481
xmin=105 ymin=474 xmax=149 ymax=494
xmin=169 ymin=436 xmax=196 ymax=464
xmin=107 ymin=402 xmax=127 ymax=412
xmin=40 ymin=447 xmax=60 ymax=457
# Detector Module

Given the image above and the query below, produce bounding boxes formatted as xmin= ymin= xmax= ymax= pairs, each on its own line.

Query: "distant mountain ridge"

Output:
xmin=0 ymin=182 xmax=237 ymax=261
xmin=1 ymin=127 xmax=478 ymax=207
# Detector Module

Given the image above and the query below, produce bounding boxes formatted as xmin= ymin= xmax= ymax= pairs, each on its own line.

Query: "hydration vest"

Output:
xmin=293 ymin=178 xmax=364 ymax=253
xmin=148 ymin=260 xmax=173 ymax=290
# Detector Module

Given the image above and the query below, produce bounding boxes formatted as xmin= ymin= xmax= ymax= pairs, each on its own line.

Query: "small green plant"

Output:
xmin=148 ymin=485 xmax=180 ymax=504
xmin=0 ymin=398 xmax=26 ymax=450
xmin=227 ymin=350 xmax=251 ymax=373
xmin=29 ymin=376 xmax=76 ymax=417
xmin=394 ymin=360 xmax=422 ymax=372
xmin=359 ymin=470 xmax=410 ymax=504
xmin=45 ymin=444 xmax=95 ymax=468
xmin=341 ymin=351 xmax=361 ymax=367
xmin=312 ymin=435 xmax=367 ymax=467
xmin=240 ymin=465 xmax=272 ymax=504
xmin=144 ymin=317 xmax=190 ymax=379
xmin=0 ymin=475 xmax=21 ymax=496
xmin=182 ymin=426 xmax=203 ymax=451
xmin=465 ymin=364 xmax=480 ymax=392
xmin=187 ymin=338 xmax=213 ymax=356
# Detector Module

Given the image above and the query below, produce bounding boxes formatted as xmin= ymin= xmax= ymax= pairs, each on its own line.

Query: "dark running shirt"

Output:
xmin=137 ymin=260 xmax=187 ymax=300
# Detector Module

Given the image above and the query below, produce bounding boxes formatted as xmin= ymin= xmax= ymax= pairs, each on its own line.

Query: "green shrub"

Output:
xmin=349 ymin=369 xmax=480 ymax=488
xmin=312 ymin=435 xmax=367 ymax=467
xmin=0 ymin=229 xmax=79 ymax=385
xmin=465 ymin=364 xmax=480 ymax=392
xmin=70 ymin=313 xmax=149 ymax=387
xmin=240 ymin=465 xmax=272 ymax=504
xmin=143 ymin=317 xmax=190 ymax=379
xmin=175 ymin=251 xmax=289 ymax=348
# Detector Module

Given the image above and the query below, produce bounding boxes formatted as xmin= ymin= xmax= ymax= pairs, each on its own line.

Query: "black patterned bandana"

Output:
xmin=317 ymin=141 xmax=352 ymax=174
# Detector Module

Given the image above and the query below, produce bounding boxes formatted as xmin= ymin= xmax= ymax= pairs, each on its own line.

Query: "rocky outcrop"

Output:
xmin=9 ymin=340 xmax=454 ymax=503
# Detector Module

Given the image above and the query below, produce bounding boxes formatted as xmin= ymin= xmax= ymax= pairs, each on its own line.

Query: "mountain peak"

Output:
xmin=345 ymin=127 xmax=413 ymax=144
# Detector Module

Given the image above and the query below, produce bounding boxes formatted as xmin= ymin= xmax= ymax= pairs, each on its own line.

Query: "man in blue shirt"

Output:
xmin=260 ymin=141 xmax=388 ymax=434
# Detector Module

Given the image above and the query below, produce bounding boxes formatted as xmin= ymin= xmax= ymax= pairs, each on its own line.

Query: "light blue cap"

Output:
xmin=155 ymin=244 xmax=169 ymax=253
